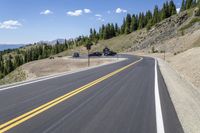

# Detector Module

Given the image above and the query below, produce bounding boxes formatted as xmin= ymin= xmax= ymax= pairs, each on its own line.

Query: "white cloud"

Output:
xmin=97 ymin=17 xmax=105 ymax=22
xmin=40 ymin=9 xmax=53 ymax=15
xmin=176 ymin=8 xmax=180 ymax=13
xmin=116 ymin=8 xmax=127 ymax=13
xmin=0 ymin=20 xmax=22 ymax=29
xmin=95 ymin=14 xmax=102 ymax=17
xmin=67 ymin=10 xmax=83 ymax=16
xmin=95 ymin=14 xmax=104 ymax=22
xmin=84 ymin=9 xmax=91 ymax=13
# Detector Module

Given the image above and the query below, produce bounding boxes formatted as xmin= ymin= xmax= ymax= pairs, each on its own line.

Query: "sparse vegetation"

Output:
xmin=0 ymin=67 xmax=26 ymax=85
xmin=151 ymin=46 xmax=158 ymax=53
xmin=180 ymin=17 xmax=200 ymax=31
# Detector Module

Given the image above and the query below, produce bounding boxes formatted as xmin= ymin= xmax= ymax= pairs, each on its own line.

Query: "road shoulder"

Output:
xmin=157 ymin=58 xmax=200 ymax=133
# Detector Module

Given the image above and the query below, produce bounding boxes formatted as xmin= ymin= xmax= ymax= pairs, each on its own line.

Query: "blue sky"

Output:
xmin=0 ymin=0 xmax=181 ymax=44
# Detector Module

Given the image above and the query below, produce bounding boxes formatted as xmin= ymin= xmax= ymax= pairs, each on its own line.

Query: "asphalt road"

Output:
xmin=0 ymin=54 xmax=184 ymax=133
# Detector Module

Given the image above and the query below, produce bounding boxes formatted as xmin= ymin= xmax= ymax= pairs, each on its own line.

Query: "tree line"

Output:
xmin=89 ymin=0 xmax=177 ymax=40
xmin=0 ymin=37 xmax=90 ymax=79
xmin=181 ymin=0 xmax=199 ymax=11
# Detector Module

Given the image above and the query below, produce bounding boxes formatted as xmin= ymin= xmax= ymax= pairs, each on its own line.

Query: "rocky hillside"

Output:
xmin=49 ymin=8 xmax=200 ymax=57
xmin=88 ymin=8 xmax=200 ymax=54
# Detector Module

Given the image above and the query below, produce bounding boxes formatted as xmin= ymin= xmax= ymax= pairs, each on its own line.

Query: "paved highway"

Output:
xmin=0 ymin=54 xmax=183 ymax=133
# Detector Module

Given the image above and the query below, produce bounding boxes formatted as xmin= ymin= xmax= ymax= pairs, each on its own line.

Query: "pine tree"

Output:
xmin=110 ymin=23 xmax=115 ymax=37
xmin=121 ymin=18 xmax=126 ymax=34
xmin=5 ymin=55 xmax=14 ymax=74
xmin=161 ymin=3 xmax=167 ymax=20
xmin=153 ymin=5 xmax=160 ymax=24
xmin=138 ymin=13 xmax=145 ymax=29
xmin=90 ymin=28 xmax=93 ymax=38
xmin=186 ymin=0 xmax=193 ymax=9
xmin=181 ymin=0 xmax=186 ymax=11
xmin=169 ymin=0 xmax=177 ymax=15
xmin=114 ymin=23 xmax=120 ymax=36
xmin=103 ymin=26 xmax=108 ymax=39
xmin=125 ymin=14 xmax=132 ymax=34
xmin=145 ymin=10 xmax=153 ymax=26
xmin=130 ymin=14 xmax=138 ymax=31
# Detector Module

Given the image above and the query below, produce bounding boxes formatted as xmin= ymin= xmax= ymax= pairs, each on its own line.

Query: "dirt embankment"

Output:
xmin=136 ymin=47 xmax=200 ymax=88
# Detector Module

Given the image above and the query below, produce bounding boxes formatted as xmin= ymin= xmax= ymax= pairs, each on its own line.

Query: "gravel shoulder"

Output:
xmin=158 ymin=58 xmax=200 ymax=133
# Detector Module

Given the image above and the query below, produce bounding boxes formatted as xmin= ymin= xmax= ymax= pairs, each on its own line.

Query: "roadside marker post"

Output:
xmin=86 ymin=43 xmax=92 ymax=67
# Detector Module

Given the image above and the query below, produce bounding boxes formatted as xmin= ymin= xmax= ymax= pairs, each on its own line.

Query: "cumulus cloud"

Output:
xmin=67 ymin=10 xmax=83 ymax=16
xmin=97 ymin=17 xmax=105 ymax=22
xmin=176 ymin=8 xmax=180 ymax=13
xmin=0 ymin=20 xmax=22 ymax=29
xmin=95 ymin=14 xmax=104 ymax=22
xmin=116 ymin=8 xmax=127 ymax=13
xmin=95 ymin=14 xmax=102 ymax=17
xmin=40 ymin=9 xmax=53 ymax=15
xmin=84 ymin=9 xmax=91 ymax=13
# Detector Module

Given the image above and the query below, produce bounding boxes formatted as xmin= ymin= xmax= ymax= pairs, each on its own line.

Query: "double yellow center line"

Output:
xmin=0 ymin=58 xmax=142 ymax=133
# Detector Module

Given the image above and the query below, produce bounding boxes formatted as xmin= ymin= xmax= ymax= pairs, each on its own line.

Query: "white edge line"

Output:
xmin=155 ymin=59 xmax=165 ymax=133
xmin=0 ymin=58 xmax=127 ymax=91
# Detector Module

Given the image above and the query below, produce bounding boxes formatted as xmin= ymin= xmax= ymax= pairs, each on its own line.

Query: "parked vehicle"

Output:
xmin=49 ymin=56 xmax=54 ymax=59
xmin=89 ymin=52 xmax=102 ymax=57
xmin=104 ymin=51 xmax=117 ymax=56
xmin=73 ymin=52 xmax=80 ymax=58
xmin=103 ymin=47 xmax=117 ymax=56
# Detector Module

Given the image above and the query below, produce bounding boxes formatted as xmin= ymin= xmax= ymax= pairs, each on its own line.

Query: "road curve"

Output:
xmin=0 ymin=54 xmax=183 ymax=133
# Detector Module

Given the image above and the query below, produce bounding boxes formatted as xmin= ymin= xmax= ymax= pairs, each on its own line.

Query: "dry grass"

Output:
xmin=135 ymin=47 xmax=200 ymax=88
xmin=0 ymin=67 xmax=26 ymax=85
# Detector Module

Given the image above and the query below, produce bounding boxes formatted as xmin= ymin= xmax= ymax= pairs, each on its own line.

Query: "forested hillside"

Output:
xmin=0 ymin=0 xmax=199 ymax=79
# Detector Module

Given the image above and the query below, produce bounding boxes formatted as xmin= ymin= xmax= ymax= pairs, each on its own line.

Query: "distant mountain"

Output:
xmin=0 ymin=39 xmax=66 ymax=52
xmin=0 ymin=44 xmax=24 ymax=51
xmin=37 ymin=39 xmax=65 ymax=45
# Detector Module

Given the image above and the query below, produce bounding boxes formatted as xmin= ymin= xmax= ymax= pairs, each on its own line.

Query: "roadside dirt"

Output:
xmin=22 ymin=57 xmax=121 ymax=80
xmin=135 ymin=47 xmax=200 ymax=89
xmin=158 ymin=58 xmax=200 ymax=133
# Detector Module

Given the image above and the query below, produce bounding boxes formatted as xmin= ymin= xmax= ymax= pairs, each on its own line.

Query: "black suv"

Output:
xmin=103 ymin=47 xmax=117 ymax=56
xmin=73 ymin=52 xmax=80 ymax=58
xmin=89 ymin=52 xmax=102 ymax=57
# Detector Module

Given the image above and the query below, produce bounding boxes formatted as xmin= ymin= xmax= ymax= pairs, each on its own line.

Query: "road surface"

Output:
xmin=0 ymin=54 xmax=183 ymax=133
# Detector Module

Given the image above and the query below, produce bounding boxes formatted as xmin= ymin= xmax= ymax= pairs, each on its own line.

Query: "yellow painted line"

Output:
xmin=0 ymin=57 xmax=143 ymax=133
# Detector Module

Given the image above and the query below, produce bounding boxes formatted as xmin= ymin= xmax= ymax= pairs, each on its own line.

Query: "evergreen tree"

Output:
xmin=110 ymin=23 xmax=115 ymax=37
xmin=161 ymin=3 xmax=167 ymax=20
xmin=90 ymin=28 xmax=93 ymax=38
xmin=145 ymin=10 xmax=153 ymax=26
xmin=138 ymin=13 xmax=145 ymax=29
xmin=186 ymin=0 xmax=193 ymax=9
xmin=153 ymin=5 xmax=161 ymax=24
xmin=181 ymin=0 xmax=186 ymax=11
xmin=114 ymin=23 xmax=120 ymax=36
xmin=125 ymin=14 xmax=132 ymax=34
xmin=169 ymin=0 xmax=177 ymax=15
xmin=120 ymin=18 xmax=126 ymax=34
xmin=130 ymin=14 xmax=138 ymax=31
